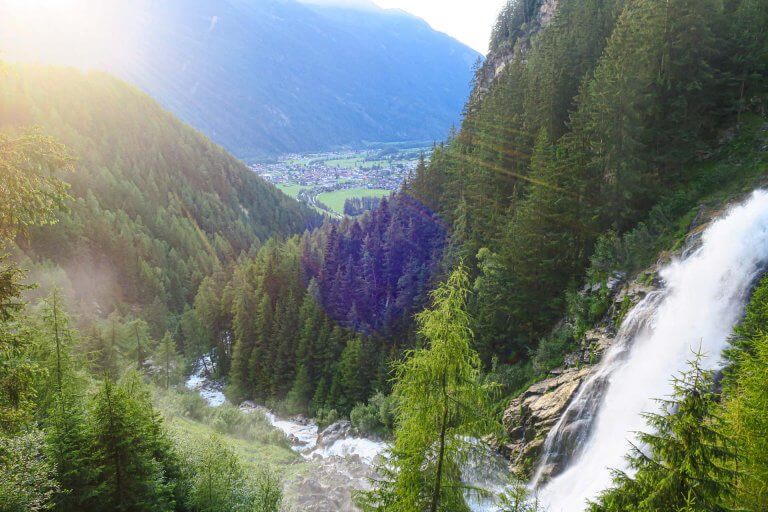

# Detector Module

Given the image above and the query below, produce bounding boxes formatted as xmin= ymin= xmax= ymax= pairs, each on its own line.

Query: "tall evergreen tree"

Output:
xmin=590 ymin=355 xmax=734 ymax=512
xmin=89 ymin=377 xmax=176 ymax=511
xmin=359 ymin=265 xmax=498 ymax=512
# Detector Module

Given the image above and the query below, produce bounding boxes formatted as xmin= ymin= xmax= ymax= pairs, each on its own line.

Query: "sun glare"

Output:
xmin=1 ymin=0 xmax=134 ymax=70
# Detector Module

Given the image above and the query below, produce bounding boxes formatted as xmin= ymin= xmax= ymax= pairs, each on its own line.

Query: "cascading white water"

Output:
xmin=535 ymin=190 xmax=768 ymax=512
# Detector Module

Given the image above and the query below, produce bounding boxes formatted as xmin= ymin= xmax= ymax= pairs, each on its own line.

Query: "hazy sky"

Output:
xmin=374 ymin=0 xmax=507 ymax=54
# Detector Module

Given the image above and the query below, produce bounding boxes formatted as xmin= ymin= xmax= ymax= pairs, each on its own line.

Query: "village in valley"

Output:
xmin=252 ymin=145 xmax=430 ymax=217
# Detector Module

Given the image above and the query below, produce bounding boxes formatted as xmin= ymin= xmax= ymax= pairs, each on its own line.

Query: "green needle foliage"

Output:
xmin=589 ymin=354 xmax=734 ymax=512
xmin=359 ymin=264 xmax=499 ymax=512
xmin=0 ymin=429 xmax=59 ymax=512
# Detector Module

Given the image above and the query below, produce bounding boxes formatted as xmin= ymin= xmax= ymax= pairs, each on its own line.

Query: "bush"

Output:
xmin=481 ymin=359 xmax=535 ymax=400
xmin=350 ymin=392 xmax=397 ymax=437
xmin=210 ymin=404 xmax=245 ymax=435
xmin=0 ymin=430 xmax=58 ymax=512
xmin=532 ymin=329 xmax=574 ymax=375
xmin=350 ymin=402 xmax=379 ymax=434
xmin=315 ymin=407 xmax=339 ymax=430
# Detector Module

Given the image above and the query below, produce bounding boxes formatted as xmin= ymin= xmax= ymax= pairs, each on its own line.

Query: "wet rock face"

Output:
xmin=316 ymin=420 xmax=354 ymax=449
xmin=502 ymin=366 xmax=593 ymax=476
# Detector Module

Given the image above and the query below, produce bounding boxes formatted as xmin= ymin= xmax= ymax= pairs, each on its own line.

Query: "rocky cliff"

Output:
xmin=500 ymin=205 xmax=730 ymax=479
xmin=471 ymin=0 xmax=562 ymax=104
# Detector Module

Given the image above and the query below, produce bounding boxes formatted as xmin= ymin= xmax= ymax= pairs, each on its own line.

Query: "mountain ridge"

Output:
xmin=0 ymin=0 xmax=480 ymax=160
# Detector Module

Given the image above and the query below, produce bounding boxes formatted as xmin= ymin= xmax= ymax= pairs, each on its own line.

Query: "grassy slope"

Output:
xmin=155 ymin=387 xmax=311 ymax=485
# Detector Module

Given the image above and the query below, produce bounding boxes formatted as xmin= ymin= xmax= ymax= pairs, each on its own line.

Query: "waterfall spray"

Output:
xmin=534 ymin=190 xmax=768 ymax=512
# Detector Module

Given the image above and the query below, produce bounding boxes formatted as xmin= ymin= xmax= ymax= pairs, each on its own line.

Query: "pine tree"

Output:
xmin=30 ymin=292 xmax=101 ymax=510
xmin=720 ymin=333 xmax=768 ymax=510
xmin=46 ymin=391 xmax=100 ymax=511
xmin=155 ymin=332 xmax=180 ymax=390
xmin=285 ymin=365 xmax=312 ymax=414
xmin=188 ymin=434 xmax=245 ymax=512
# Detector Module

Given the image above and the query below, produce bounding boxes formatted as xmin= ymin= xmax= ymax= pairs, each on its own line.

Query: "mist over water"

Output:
xmin=536 ymin=190 xmax=768 ymax=512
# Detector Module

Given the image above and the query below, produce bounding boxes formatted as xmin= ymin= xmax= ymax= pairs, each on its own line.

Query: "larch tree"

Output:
xmin=358 ymin=264 xmax=498 ymax=512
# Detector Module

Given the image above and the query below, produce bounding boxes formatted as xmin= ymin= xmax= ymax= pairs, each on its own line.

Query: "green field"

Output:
xmin=321 ymin=157 xmax=393 ymax=169
xmin=317 ymin=188 xmax=390 ymax=215
xmin=276 ymin=183 xmax=310 ymax=199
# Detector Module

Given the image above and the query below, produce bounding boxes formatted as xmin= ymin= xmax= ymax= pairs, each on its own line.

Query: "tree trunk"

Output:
xmin=430 ymin=375 xmax=449 ymax=512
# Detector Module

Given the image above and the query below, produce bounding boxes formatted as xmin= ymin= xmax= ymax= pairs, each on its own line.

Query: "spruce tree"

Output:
xmin=89 ymin=376 xmax=176 ymax=511
xmin=154 ymin=332 xmax=180 ymax=390
xmin=720 ymin=332 xmax=768 ymax=510
xmin=590 ymin=354 xmax=734 ymax=512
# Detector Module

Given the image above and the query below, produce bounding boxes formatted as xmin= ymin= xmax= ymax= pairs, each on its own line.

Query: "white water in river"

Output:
xmin=185 ymin=354 xmax=226 ymax=406
xmin=184 ymin=361 xmax=388 ymax=463
xmin=187 ymin=358 xmax=508 ymax=510
xmin=536 ymin=190 xmax=768 ymax=511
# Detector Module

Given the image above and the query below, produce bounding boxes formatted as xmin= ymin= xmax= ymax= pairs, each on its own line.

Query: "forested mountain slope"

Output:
xmin=0 ymin=64 xmax=319 ymax=327
xmin=0 ymin=0 xmax=480 ymax=159
xmin=407 ymin=0 xmax=768 ymax=364
xmin=183 ymin=0 xmax=768 ymax=418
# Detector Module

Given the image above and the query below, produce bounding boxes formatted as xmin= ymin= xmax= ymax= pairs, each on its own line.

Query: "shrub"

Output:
xmin=315 ymin=407 xmax=339 ymax=430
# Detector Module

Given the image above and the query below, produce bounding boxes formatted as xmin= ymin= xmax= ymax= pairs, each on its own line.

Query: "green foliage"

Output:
xmin=0 ymin=128 xmax=72 ymax=241
xmin=359 ymin=265 xmax=499 ymax=512
xmin=350 ymin=392 xmax=397 ymax=437
xmin=45 ymin=390 xmax=100 ymax=511
xmin=590 ymin=355 xmax=734 ymax=512
xmin=718 ymin=275 xmax=768 ymax=511
xmin=0 ymin=429 xmax=59 ymax=512
xmin=182 ymin=433 xmax=281 ymax=512
xmin=0 ymin=64 xmax=317 ymax=330
xmin=153 ymin=332 xmax=182 ymax=390
xmin=89 ymin=375 xmax=182 ymax=511
xmin=411 ymin=0 xmax=768 ymax=367
xmin=187 ymin=434 xmax=246 ymax=512
xmin=720 ymin=332 xmax=768 ymax=511
xmin=0 ymin=293 xmax=39 ymax=433
xmin=315 ymin=407 xmax=340 ymax=431
xmin=498 ymin=479 xmax=543 ymax=512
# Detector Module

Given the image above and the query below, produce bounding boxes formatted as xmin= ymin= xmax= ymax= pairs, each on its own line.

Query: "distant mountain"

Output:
xmin=0 ymin=0 xmax=480 ymax=160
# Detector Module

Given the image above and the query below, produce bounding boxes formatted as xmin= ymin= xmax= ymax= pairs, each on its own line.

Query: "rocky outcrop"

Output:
xmin=471 ymin=0 xmax=562 ymax=104
xmin=500 ymin=273 xmax=657 ymax=477
xmin=284 ymin=456 xmax=374 ymax=512
xmin=501 ymin=366 xmax=593 ymax=475
xmin=316 ymin=420 xmax=354 ymax=450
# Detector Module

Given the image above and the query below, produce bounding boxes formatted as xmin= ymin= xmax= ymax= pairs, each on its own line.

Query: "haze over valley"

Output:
xmin=1 ymin=1 xmax=768 ymax=512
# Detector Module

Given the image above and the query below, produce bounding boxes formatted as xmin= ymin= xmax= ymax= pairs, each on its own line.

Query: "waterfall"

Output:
xmin=534 ymin=190 xmax=768 ymax=512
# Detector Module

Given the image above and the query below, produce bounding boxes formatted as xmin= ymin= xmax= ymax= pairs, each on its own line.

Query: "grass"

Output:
xmin=168 ymin=415 xmax=305 ymax=475
xmin=317 ymin=188 xmax=390 ymax=215
xmin=321 ymin=157 xmax=394 ymax=169
xmin=276 ymin=183 xmax=310 ymax=199
xmin=155 ymin=386 xmax=309 ymax=482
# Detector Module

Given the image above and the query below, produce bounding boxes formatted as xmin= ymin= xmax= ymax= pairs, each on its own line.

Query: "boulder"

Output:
xmin=316 ymin=420 xmax=354 ymax=450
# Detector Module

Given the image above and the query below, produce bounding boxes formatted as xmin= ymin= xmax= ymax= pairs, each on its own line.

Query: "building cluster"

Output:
xmin=252 ymin=150 xmax=420 ymax=191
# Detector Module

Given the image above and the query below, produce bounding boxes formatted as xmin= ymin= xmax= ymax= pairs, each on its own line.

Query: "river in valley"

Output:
xmin=185 ymin=357 xmax=509 ymax=511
